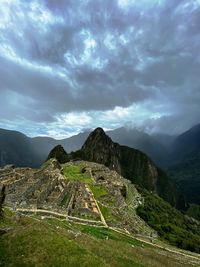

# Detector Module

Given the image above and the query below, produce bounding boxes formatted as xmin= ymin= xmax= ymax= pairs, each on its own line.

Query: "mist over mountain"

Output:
xmin=107 ymin=127 xmax=169 ymax=167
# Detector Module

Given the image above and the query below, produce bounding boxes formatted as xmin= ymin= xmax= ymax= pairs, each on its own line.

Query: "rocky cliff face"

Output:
xmin=81 ymin=128 xmax=122 ymax=173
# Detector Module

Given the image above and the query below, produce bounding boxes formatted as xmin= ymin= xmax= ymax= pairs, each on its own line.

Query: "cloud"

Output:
xmin=0 ymin=0 xmax=200 ymax=137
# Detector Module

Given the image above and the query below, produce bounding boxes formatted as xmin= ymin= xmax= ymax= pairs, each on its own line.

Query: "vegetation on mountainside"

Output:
xmin=186 ymin=204 xmax=200 ymax=221
xmin=0 ymin=209 xmax=199 ymax=267
xmin=167 ymin=156 xmax=200 ymax=205
xmin=136 ymin=187 xmax=200 ymax=253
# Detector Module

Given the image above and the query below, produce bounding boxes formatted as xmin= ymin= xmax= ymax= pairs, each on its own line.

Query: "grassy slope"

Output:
xmin=136 ymin=187 xmax=200 ymax=253
xmin=1 ymin=209 xmax=199 ymax=267
xmin=62 ymin=164 xmax=93 ymax=184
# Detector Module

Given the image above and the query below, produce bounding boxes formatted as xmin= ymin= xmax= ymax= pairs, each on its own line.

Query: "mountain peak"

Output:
xmin=82 ymin=127 xmax=112 ymax=150
xmin=47 ymin=144 xmax=68 ymax=163
xmin=89 ymin=127 xmax=106 ymax=137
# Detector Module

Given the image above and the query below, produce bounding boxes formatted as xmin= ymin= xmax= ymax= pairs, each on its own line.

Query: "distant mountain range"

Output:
xmin=0 ymin=124 xmax=199 ymax=206
xmin=0 ymin=128 xmax=90 ymax=167
xmin=0 ymin=126 xmax=173 ymax=168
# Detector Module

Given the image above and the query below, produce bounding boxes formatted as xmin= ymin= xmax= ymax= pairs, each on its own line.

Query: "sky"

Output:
xmin=0 ymin=0 xmax=200 ymax=138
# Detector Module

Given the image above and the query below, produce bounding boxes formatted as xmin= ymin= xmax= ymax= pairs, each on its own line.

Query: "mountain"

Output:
xmin=0 ymin=129 xmax=90 ymax=167
xmin=49 ymin=127 xmax=181 ymax=207
xmin=169 ymin=124 xmax=200 ymax=163
xmin=107 ymin=127 xmax=168 ymax=167
xmin=0 ymin=129 xmax=40 ymax=167
xmin=0 ymin=127 xmax=174 ymax=169
xmin=167 ymin=124 xmax=200 ymax=205
xmin=1 ymin=124 xmax=199 ymax=207
xmin=46 ymin=144 xmax=69 ymax=163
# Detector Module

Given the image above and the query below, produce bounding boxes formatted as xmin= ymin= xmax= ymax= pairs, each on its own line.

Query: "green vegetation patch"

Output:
xmin=62 ymin=163 xmax=93 ymax=184
xmin=98 ymin=203 xmax=120 ymax=224
xmin=90 ymin=185 xmax=107 ymax=199
xmin=76 ymin=225 xmax=142 ymax=246
xmin=1 ymin=209 xmax=198 ymax=267
xmin=0 ymin=210 xmax=107 ymax=267
xmin=136 ymin=187 xmax=200 ymax=253
xmin=186 ymin=204 xmax=200 ymax=221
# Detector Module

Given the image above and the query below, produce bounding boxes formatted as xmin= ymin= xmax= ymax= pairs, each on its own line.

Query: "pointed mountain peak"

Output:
xmin=90 ymin=127 xmax=106 ymax=136
xmin=47 ymin=144 xmax=68 ymax=163
xmin=82 ymin=127 xmax=112 ymax=150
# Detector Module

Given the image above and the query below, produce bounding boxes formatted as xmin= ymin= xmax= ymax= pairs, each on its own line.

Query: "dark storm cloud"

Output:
xmin=0 ymin=0 xmax=200 ymax=136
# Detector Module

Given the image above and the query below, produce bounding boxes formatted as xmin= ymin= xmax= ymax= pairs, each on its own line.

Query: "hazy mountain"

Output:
xmin=0 ymin=129 xmax=90 ymax=167
xmin=107 ymin=127 xmax=169 ymax=167
xmin=170 ymin=124 xmax=200 ymax=163
xmin=167 ymin=124 xmax=200 ymax=205
xmin=0 ymin=128 xmax=40 ymax=167
xmin=31 ymin=131 xmax=90 ymax=162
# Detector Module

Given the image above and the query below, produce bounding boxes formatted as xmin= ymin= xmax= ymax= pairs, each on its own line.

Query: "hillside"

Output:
xmin=0 ymin=160 xmax=200 ymax=266
xmin=1 ymin=209 xmax=199 ymax=267
xmin=0 ymin=129 xmax=40 ymax=167
xmin=0 ymin=129 xmax=90 ymax=168
xmin=63 ymin=128 xmax=180 ymax=207
xmin=136 ymin=187 xmax=200 ymax=253
xmin=167 ymin=124 xmax=200 ymax=206
xmin=107 ymin=127 xmax=168 ymax=167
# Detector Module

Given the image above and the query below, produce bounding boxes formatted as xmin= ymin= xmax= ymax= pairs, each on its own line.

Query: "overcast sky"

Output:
xmin=0 ymin=0 xmax=200 ymax=138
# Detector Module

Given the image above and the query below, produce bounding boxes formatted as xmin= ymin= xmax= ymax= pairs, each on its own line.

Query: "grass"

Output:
xmin=76 ymin=224 xmax=143 ymax=246
xmin=90 ymin=185 xmax=108 ymax=199
xmin=62 ymin=163 xmax=93 ymax=184
xmin=98 ymin=203 xmax=120 ymax=224
xmin=0 ymin=209 xmax=199 ymax=267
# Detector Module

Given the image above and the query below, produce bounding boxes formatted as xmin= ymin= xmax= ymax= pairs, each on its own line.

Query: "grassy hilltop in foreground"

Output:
xmin=1 ymin=208 xmax=200 ymax=267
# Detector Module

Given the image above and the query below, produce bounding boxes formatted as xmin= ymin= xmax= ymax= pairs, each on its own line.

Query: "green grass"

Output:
xmin=62 ymin=163 xmax=93 ymax=184
xmin=76 ymin=225 xmax=142 ymax=246
xmin=136 ymin=187 xmax=200 ymax=253
xmin=90 ymin=185 xmax=107 ymax=199
xmin=0 ymin=210 xmax=106 ymax=267
xmin=0 ymin=209 xmax=198 ymax=267
xmin=98 ymin=203 xmax=120 ymax=224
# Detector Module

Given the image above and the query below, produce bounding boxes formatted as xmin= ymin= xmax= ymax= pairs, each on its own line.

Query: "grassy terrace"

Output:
xmin=62 ymin=163 xmax=93 ymax=184
xmin=62 ymin=163 xmax=108 ymax=200
xmin=0 ymin=209 xmax=198 ymax=267
xmin=62 ymin=163 xmax=121 ymax=224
